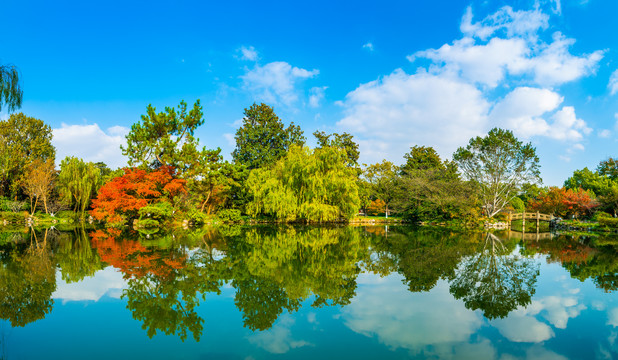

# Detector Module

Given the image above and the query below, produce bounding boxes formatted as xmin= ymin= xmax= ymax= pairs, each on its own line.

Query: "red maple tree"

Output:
xmin=90 ymin=166 xmax=186 ymax=224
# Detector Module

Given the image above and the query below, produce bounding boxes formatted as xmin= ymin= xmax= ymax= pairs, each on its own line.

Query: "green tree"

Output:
xmin=313 ymin=131 xmax=360 ymax=167
xmin=57 ymin=157 xmax=102 ymax=218
xmin=453 ymin=128 xmax=541 ymax=218
xmin=232 ymin=103 xmax=305 ymax=170
xmin=246 ymin=145 xmax=360 ymax=222
xmin=364 ymin=160 xmax=398 ymax=217
xmin=0 ymin=64 xmax=23 ymax=113
xmin=122 ymin=100 xmax=207 ymax=173
xmin=598 ymin=158 xmax=618 ymax=180
xmin=0 ymin=113 xmax=55 ymax=197
xmin=401 ymin=146 xmax=449 ymax=174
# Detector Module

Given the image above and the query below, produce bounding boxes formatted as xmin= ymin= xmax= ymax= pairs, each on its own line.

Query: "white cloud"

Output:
xmin=415 ymin=10 xmax=602 ymax=88
xmin=52 ymin=267 xmax=126 ymax=302
xmin=341 ymin=273 xmax=483 ymax=353
xmin=489 ymin=87 xmax=591 ymax=141
xmin=608 ymin=308 xmax=618 ymax=327
xmin=247 ymin=314 xmax=312 ymax=354
xmin=309 ymin=86 xmax=327 ymax=108
xmin=363 ymin=42 xmax=374 ymax=51
xmin=337 ymin=70 xmax=489 ymax=164
xmin=492 ymin=314 xmax=554 ymax=343
xmin=53 ymin=123 xmax=129 ymax=169
xmin=239 ymin=46 xmax=259 ymax=61
xmin=608 ymin=70 xmax=618 ymax=95
xmin=241 ymin=61 xmax=319 ymax=106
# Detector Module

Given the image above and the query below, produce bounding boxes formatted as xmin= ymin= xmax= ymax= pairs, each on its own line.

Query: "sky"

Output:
xmin=2 ymin=0 xmax=618 ymax=185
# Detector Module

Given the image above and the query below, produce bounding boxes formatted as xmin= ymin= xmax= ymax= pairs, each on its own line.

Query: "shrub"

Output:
xmin=217 ymin=209 xmax=243 ymax=223
xmin=187 ymin=210 xmax=209 ymax=225
xmin=135 ymin=218 xmax=160 ymax=228
xmin=599 ymin=216 xmax=618 ymax=229
xmin=0 ymin=211 xmax=25 ymax=223
xmin=138 ymin=201 xmax=174 ymax=221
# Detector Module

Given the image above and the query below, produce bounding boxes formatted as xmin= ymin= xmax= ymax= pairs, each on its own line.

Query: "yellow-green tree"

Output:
xmin=57 ymin=156 xmax=102 ymax=218
xmin=246 ymin=145 xmax=360 ymax=222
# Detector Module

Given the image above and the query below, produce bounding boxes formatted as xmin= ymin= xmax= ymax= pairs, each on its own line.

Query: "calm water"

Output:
xmin=1 ymin=225 xmax=617 ymax=359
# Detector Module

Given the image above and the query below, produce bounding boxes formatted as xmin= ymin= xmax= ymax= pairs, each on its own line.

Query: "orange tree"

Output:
xmin=90 ymin=166 xmax=186 ymax=225
xmin=530 ymin=187 xmax=599 ymax=218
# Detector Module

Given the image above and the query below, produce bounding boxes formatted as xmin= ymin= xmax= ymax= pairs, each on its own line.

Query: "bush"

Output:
xmin=599 ymin=216 xmax=618 ymax=229
xmin=135 ymin=218 xmax=160 ymax=228
xmin=217 ymin=209 xmax=243 ymax=223
xmin=187 ymin=210 xmax=209 ymax=225
xmin=138 ymin=202 xmax=174 ymax=221
xmin=55 ymin=210 xmax=77 ymax=219
xmin=0 ymin=197 xmax=26 ymax=212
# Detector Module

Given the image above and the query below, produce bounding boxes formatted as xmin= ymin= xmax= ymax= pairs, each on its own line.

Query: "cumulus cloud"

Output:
xmin=241 ymin=61 xmax=319 ymax=106
xmin=53 ymin=123 xmax=129 ymax=169
xmin=414 ymin=8 xmax=602 ymax=88
xmin=490 ymin=87 xmax=591 ymax=141
xmin=363 ymin=42 xmax=374 ymax=51
xmin=337 ymin=70 xmax=489 ymax=164
xmin=340 ymin=5 xmax=600 ymax=164
xmin=239 ymin=46 xmax=259 ymax=61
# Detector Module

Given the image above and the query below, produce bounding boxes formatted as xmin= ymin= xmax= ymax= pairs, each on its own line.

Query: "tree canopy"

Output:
xmin=232 ymin=103 xmax=305 ymax=170
xmin=453 ymin=128 xmax=540 ymax=218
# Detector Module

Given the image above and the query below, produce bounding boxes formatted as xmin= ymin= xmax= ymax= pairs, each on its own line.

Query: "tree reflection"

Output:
xmin=227 ymin=226 xmax=369 ymax=330
xmin=0 ymin=229 xmax=56 ymax=327
xmin=363 ymin=227 xmax=478 ymax=292
xmin=56 ymin=226 xmax=104 ymax=283
xmin=449 ymin=232 xmax=539 ymax=319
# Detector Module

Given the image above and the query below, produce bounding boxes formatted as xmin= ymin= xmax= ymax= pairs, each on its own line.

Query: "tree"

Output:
xmin=232 ymin=103 xmax=305 ymax=170
xmin=453 ymin=128 xmax=541 ymax=218
xmin=0 ymin=113 xmax=55 ymax=197
xmin=57 ymin=157 xmax=102 ymax=218
xmin=246 ymin=145 xmax=360 ymax=222
xmin=598 ymin=157 xmax=618 ymax=180
xmin=0 ymin=64 xmax=23 ymax=113
xmin=364 ymin=160 xmax=398 ymax=217
xmin=313 ymin=131 xmax=360 ymax=167
xmin=21 ymin=159 xmax=56 ymax=215
xmin=90 ymin=167 xmax=186 ymax=225
xmin=529 ymin=187 xmax=599 ymax=218
xmin=401 ymin=146 xmax=449 ymax=174
xmin=122 ymin=100 xmax=206 ymax=173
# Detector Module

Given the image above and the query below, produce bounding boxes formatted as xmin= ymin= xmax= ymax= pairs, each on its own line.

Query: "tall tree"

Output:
xmin=313 ymin=131 xmax=360 ymax=167
xmin=401 ymin=146 xmax=446 ymax=174
xmin=0 ymin=113 xmax=55 ymax=197
xmin=232 ymin=103 xmax=305 ymax=170
xmin=0 ymin=64 xmax=23 ymax=113
xmin=122 ymin=100 xmax=206 ymax=173
xmin=453 ymin=128 xmax=540 ymax=218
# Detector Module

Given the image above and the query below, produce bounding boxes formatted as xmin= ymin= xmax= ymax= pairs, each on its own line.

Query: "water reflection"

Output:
xmin=0 ymin=225 xmax=617 ymax=354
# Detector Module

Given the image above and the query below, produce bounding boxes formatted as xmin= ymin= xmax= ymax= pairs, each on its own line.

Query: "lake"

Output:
xmin=1 ymin=225 xmax=617 ymax=359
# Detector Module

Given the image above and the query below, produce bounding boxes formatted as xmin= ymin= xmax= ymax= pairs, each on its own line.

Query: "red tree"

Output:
xmin=90 ymin=166 xmax=186 ymax=224
xmin=530 ymin=187 xmax=599 ymax=218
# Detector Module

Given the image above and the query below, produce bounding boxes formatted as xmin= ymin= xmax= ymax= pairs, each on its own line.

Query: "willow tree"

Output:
xmin=246 ymin=145 xmax=360 ymax=222
xmin=453 ymin=128 xmax=540 ymax=218
xmin=57 ymin=157 xmax=102 ymax=218
xmin=0 ymin=64 xmax=23 ymax=113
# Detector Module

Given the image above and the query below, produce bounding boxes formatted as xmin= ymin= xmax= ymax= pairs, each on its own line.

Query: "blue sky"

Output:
xmin=2 ymin=0 xmax=617 ymax=185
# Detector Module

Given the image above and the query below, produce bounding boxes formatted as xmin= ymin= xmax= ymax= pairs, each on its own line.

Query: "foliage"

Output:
xmin=401 ymin=145 xmax=456 ymax=175
xmin=138 ymin=201 xmax=174 ymax=221
xmin=122 ymin=100 xmax=206 ymax=172
xmin=246 ymin=146 xmax=360 ymax=222
xmin=529 ymin=186 xmax=599 ymax=218
xmin=216 ymin=209 xmax=243 ymax=223
xmin=0 ymin=64 xmax=23 ymax=113
xmin=232 ymin=103 xmax=305 ymax=170
xmin=20 ymin=158 xmax=56 ymax=215
xmin=313 ymin=131 xmax=360 ymax=167
xmin=0 ymin=113 xmax=55 ymax=197
xmin=57 ymin=156 xmax=102 ymax=217
xmin=367 ymin=199 xmax=386 ymax=216
xmin=90 ymin=167 xmax=186 ymax=225
xmin=364 ymin=160 xmax=398 ymax=216
xmin=454 ymin=128 xmax=540 ymax=218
